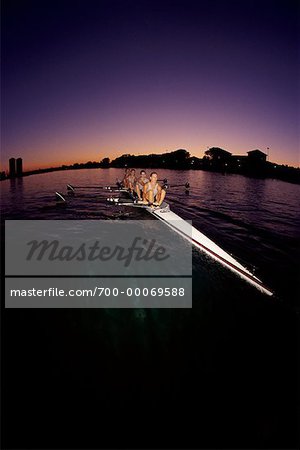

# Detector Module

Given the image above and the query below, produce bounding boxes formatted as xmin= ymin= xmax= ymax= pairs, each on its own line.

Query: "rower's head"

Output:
xmin=130 ymin=169 xmax=135 ymax=175
xmin=150 ymin=172 xmax=158 ymax=182
xmin=140 ymin=170 xmax=146 ymax=178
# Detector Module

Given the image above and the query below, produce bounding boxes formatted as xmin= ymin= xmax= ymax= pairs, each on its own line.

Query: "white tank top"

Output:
xmin=146 ymin=182 xmax=158 ymax=196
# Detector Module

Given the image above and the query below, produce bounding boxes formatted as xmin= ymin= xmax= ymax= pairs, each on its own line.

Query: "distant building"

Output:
xmin=232 ymin=155 xmax=247 ymax=162
xmin=16 ymin=158 xmax=23 ymax=176
xmin=204 ymin=147 xmax=232 ymax=161
xmin=247 ymin=149 xmax=267 ymax=162
xmin=9 ymin=158 xmax=16 ymax=177
xmin=231 ymin=155 xmax=247 ymax=169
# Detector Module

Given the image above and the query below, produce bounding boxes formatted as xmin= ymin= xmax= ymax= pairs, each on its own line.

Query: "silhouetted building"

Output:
xmin=232 ymin=155 xmax=247 ymax=162
xmin=231 ymin=155 xmax=247 ymax=169
xmin=16 ymin=158 xmax=23 ymax=176
xmin=247 ymin=149 xmax=267 ymax=162
xmin=9 ymin=158 xmax=16 ymax=177
xmin=204 ymin=147 xmax=232 ymax=161
xmin=203 ymin=147 xmax=232 ymax=170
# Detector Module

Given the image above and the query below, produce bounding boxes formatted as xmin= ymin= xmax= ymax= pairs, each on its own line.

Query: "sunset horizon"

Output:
xmin=2 ymin=143 xmax=299 ymax=173
xmin=2 ymin=0 xmax=299 ymax=174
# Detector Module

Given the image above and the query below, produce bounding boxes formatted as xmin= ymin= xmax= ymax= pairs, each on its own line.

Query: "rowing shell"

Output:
xmin=108 ymin=198 xmax=273 ymax=296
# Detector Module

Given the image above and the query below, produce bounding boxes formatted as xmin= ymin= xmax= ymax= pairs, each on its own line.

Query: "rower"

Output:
xmin=122 ymin=168 xmax=130 ymax=189
xmin=135 ymin=170 xmax=149 ymax=200
xmin=143 ymin=172 xmax=166 ymax=207
xmin=126 ymin=169 xmax=137 ymax=192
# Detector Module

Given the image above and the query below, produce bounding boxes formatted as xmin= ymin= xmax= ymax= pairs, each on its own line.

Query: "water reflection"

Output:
xmin=0 ymin=168 xmax=299 ymax=230
xmin=5 ymin=177 xmax=25 ymax=216
xmin=0 ymin=168 xmax=299 ymax=304
xmin=244 ymin=176 xmax=266 ymax=206
xmin=10 ymin=176 xmax=24 ymax=194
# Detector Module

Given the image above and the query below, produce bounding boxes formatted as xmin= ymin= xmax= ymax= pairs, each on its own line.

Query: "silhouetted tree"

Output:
xmin=100 ymin=157 xmax=110 ymax=168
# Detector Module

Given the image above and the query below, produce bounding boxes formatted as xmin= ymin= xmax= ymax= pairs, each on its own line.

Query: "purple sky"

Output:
xmin=1 ymin=0 xmax=299 ymax=171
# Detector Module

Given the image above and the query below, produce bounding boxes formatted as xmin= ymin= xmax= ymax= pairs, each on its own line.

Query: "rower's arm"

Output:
xmin=142 ymin=184 xmax=148 ymax=200
xmin=127 ymin=178 xmax=134 ymax=190
xmin=156 ymin=184 xmax=166 ymax=206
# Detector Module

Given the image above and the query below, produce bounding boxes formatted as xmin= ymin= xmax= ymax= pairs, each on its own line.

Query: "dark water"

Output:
xmin=1 ymin=169 xmax=299 ymax=448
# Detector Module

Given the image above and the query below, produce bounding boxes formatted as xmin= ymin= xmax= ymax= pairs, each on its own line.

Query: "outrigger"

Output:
xmin=55 ymin=182 xmax=273 ymax=296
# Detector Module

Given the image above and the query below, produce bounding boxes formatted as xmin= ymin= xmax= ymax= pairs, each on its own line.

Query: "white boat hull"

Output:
xmin=149 ymin=203 xmax=273 ymax=296
xmin=107 ymin=197 xmax=273 ymax=296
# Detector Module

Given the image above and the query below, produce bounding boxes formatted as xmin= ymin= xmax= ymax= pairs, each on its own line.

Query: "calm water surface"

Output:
xmin=1 ymin=168 xmax=298 ymax=448
xmin=1 ymin=168 xmax=299 ymax=305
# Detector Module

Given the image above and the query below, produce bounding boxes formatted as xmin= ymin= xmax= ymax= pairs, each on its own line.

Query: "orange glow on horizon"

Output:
xmin=1 ymin=143 xmax=299 ymax=172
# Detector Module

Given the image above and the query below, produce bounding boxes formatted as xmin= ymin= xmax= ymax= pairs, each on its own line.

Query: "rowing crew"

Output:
xmin=122 ymin=169 xmax=166 ymax=207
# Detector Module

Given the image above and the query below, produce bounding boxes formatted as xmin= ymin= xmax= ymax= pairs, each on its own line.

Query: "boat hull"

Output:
xmin=150 ymin=204 xmax=273 ymax=296
xmin=106 ymin=196 xmax=273 ymax=296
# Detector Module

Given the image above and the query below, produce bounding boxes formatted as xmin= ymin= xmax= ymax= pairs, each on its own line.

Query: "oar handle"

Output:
xmin=162 ymin=182 xmax=190 ymax=189
xmin=67 ymin=184 xmax=104 ymax=189
xmin=67 ymin=184 xmax=124 ymax=190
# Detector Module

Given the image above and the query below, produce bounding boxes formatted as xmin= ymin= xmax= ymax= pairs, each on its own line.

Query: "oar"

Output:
xmin=67 ymin=183 xmax=123 ymax=192
xmin=67 ymin=178 xmax=168 ymax=191
xmin=169 ymin=182 xmax=190 ymax=188
xmin=162 ymin=182 xmax=190 ymax=189
xmin=68 ymin=185 xmax=104 ymax=189
xmin=55 ymin=192 xmax=67 ymax=202
xmin=161 ymin=182 xmax=190 ymax=195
